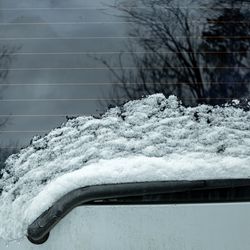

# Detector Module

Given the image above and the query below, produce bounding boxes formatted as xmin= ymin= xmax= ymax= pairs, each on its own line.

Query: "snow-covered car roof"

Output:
xmin=0 ymin=94 xmax=250 ymax=241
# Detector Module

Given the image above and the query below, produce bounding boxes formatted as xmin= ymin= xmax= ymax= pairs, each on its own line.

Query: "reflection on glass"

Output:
xmin=104 ymin=0 xmax=250 ymax=106
xmin=0 ymin=0 xmax=250 ymax=151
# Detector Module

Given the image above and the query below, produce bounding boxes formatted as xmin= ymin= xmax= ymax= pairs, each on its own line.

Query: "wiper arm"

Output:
xmin=27 ymin=179 xmax=250 ymax=244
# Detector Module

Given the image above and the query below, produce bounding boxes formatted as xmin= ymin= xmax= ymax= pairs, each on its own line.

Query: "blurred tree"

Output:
xmin=102 ymin=0 xmax=250 ymax=106
xmin=0 ymin=146 xmax=18 ymax=174
xmin=201 ymin=0 xmax=250 ymax=104
xmin=0 ymin=45 xmax=19 ymax=172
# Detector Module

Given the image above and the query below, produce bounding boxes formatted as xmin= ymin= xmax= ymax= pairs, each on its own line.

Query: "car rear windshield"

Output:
xmin=0 ymin=0 xmax=249 ymax=156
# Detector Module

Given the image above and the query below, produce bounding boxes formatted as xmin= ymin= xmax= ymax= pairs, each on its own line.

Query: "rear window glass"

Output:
xmin=0 ymin=0 xmax=249 ymax=155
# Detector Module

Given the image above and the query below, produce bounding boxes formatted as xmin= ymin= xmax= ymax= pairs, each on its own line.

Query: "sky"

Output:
xmin=0 ymin=0 xmax=132 ymax=146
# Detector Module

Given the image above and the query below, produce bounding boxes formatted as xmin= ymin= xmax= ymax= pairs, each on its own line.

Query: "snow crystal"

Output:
xmin=0 ymin=94 xmax=250 ymax=241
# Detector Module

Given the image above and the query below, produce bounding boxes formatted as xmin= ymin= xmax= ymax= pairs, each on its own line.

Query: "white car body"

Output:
xmin=1 ymin=202 xmax=250 ymax=250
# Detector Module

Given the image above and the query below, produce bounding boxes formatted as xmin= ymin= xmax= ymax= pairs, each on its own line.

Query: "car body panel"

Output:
xmin=1 ymin=203 xmax=250 ymax=250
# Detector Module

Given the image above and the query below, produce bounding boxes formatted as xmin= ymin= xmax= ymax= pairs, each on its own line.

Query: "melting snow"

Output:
xmin=0 ymin=94 xmax=250 ymax=241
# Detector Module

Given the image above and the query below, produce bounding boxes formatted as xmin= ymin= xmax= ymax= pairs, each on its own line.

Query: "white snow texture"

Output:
xmin=0 ymin=94 xmax=250 ymax=241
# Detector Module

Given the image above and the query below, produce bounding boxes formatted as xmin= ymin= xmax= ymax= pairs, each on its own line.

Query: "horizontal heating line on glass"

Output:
xmin=0 ymin=36 xmax=250 ymax=40
xmin=0 ymin=21 xmax=249 ymax=25
xmin=0 ymin=130 xmax=49 ymax=133
xmin=1 ymin=82 xmax=249 ymax=86
xmin=0 ymin=98 xmax=244 ymax=102
xmin=0 ymin=114 xmax=87 ymax=117
xmin=0 ymin=111 xmax=246 ymax=117
xmin=7 ymin=51 xmax=250 ymax=55
xmin=0 ymin=7 xmax=249 ymax=10
xmin=0 ymin=67 xmax=250 ymax=71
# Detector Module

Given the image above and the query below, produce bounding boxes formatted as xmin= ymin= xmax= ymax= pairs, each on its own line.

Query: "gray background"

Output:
xmin=0 ymin=0 xmax=133 ymax=147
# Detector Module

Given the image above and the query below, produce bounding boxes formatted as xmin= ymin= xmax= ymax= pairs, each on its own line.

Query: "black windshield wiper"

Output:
xmin=27 ymin=179 xmax=250 ymax=245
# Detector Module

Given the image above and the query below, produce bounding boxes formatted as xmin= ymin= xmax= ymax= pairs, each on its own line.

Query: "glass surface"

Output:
xmin=0 ymin=0 xmax=249 ymax=157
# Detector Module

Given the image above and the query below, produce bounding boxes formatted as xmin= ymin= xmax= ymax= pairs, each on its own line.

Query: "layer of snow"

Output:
xmin=0 ymin=94 xmax=250 ymax=241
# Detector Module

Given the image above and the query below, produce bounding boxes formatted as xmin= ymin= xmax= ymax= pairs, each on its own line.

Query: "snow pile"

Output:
xmin=0 ymin=94 xmax=250 ymax=241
